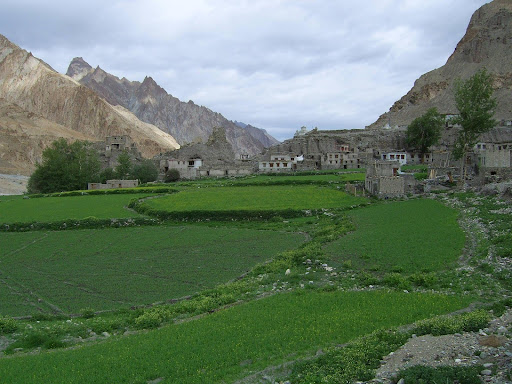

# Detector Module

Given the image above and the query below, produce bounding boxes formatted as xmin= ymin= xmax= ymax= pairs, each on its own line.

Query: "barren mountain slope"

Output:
xmin=369 ymin=0 xmax=512 ymax=129
xmin=0 ymin=34 xmax=179 ymax=172
xmin=0 ymin=98 xmax=96 ymax=175
xmin=67 ymin=58 xmax=270 ymax=155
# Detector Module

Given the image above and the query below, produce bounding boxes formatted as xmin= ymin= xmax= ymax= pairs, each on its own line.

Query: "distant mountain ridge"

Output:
xmin=67 ymin=58 xmax=277 ymax=155
xmin=0 ymin=34 xmax=179 ymax=175
xmin=233 ymin=121 xmax=280 ymax=148
xmin=368 ymin=0 xmax=512 ymax=129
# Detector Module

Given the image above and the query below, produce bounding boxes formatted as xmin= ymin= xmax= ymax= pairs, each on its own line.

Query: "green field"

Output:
xmin=143 ymin=185 xmax=367 ymax=212
xmin=0 ymin=290 xmax=473 ymax=384
xmin=0 ymin=194 xmax=150 ymax=223
xmin=0 ymin=226 xmax=304 ymax=315
xmin=325 ymin=199 xmax=465 ymax=273
xmin=233 ymin=173 xmax=365 ymax=184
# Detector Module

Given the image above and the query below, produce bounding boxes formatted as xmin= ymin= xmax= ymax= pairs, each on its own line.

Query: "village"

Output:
xmin=89 ymin=117 xmax=512 ymax=199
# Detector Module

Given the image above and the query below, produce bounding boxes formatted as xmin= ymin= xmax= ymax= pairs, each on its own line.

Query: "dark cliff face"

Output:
xmin=368 ymin=0 xmax=512 ymax=130
xmin=67 ymin=58 xmax=273 ymax=155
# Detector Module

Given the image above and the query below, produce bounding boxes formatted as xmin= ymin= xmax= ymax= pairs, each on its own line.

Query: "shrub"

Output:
xmin=289 ymin=329 xmax=409 ymax=384
xmin=382 ymin=273 xmax=412 ymax=291
xmin=80 ymin=308 xmax=95 ymax=319
xmin=413 ymin=310 xmax=490 ymax=336
xmin=0 ymin=316 xmax=18 ymax=334
xmin=134 ymin=311 xmax=163 ymax=330
xmin=397 ymin=365 xmax=483 ymax=384
xmin=165 ymin=169 xmax=181 ymax=182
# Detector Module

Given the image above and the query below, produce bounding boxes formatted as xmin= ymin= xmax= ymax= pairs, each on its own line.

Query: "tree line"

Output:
xmin=28 ymin=140 xmax=159 ymax=194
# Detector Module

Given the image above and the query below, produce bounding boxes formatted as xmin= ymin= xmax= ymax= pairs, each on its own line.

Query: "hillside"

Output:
xmin=233 ymin=121 xmax=280 ymax=148
xmin=67 ymin=58 xmax=274 ymax=155
xmin=368 ymin=0 xmax=512 ymax=129
xmin=0 ymin=34 xmax=179 ymax=175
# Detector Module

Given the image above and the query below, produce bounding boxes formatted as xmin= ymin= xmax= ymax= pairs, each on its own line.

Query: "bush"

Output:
xmin=413 ymin=310 xmax=490 ymax=336
xmin=134 ymin=311 xmax=163 ymax=330
xmin=165 ymin=169 xmax=181 ymax=182
xmin=397 ymin=365 xmax=483 ymax=384
xmin=289 ymin=329 xmax=409 ymax=384
xmin=382 ymin=273 xmax=412 ymax=291
xmin=80 ymin=308 xmax=95 ymax=319
xmin=0 ymin=316 xmax=18 ymax=334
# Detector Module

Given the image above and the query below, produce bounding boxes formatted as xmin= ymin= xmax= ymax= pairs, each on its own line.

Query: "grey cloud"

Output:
xmin=0 ymin=0 xmax=492 ymax=141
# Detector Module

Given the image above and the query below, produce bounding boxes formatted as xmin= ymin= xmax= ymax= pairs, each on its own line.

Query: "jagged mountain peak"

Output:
xmin=69 ymin=60 xmax=277 ymax=154
xmin=66 ymin=57 xmax=94 ymax=81
xmin=0 ymin=34 xmax=179 ymax=174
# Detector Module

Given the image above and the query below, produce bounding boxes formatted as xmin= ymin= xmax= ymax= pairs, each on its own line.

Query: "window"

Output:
xmin=283 ymin=163 xmax=288 ymax=167
xmin=276 ymin=163 xmax=280 ymax=167
xmin=262 ymin=163 xmax=267 ymax=167
xmin=270 ymin=163 xmax=274 ymax=167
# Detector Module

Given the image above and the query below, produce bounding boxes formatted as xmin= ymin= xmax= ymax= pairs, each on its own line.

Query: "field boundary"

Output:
xmin=130 ymin=197 xmax=368 ymax=221
xmin=0 ymin=217 xmax=161 ymax=232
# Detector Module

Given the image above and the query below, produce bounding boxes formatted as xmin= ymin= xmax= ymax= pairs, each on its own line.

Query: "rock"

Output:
xmin=367 ymin=1 xmax=512 ymax=131
xmin=285 ymin=269 xmax=291 ymax=276
xmin=67 ymin=58 xmax=269 ymax=155
xmin=481 ymin=369 xmax=493 ymax=376
xmin=101 ymin=332 xmax=110 ymax=338
xmin=397 ymin=379 xmax=405 ymax=384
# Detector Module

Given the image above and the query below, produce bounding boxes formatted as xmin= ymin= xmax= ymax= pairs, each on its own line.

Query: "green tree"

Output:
xmin=99 ymin=167 xmax=116 ymax=183
xmin=28 ymin=139 xmax=100 ymax=193
xmin=451 ymin=68 xmax=497 ymax=183
xmin=115 ymin=150 xmax=133 ymax=179
xmin=406 ymin=107 xmax=444 ymax=163
xmin=132 ymin=159 xmax=159 ymax=183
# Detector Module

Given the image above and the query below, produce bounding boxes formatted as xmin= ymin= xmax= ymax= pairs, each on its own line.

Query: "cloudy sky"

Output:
xmin=1 ymin=0 xmax=490 ymax=141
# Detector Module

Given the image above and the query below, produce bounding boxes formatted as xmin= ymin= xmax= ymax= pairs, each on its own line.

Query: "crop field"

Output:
xmin=325 ymin=199 xmax=465 ymax=273
xmin=0 ymin=194 xmax=151 ymax=223
xmin=232 ymin=172 xmax=365 ymax=184
xmin=142 ymin=185 xmax=367 ymax=212
xmin=0 ymin=226 xmax=304 ymax=315
xmin=0 ymin=290 xmax=473 ymax=384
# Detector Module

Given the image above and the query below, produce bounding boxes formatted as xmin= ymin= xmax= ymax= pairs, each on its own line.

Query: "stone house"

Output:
xmin=381 ymin=152 xmax=407 ymax=166
xmin=258 ymin=154 xmax=303 ymax=172
xmin=157 ymin=127 xmax=255 ymax=179
xmin=365 ymin=160 xmax=405 ymax=198
xmin=88 ymin=179 xmax=139 ymax=190
xmin=94 ymin=135 xmax=142 ymax=170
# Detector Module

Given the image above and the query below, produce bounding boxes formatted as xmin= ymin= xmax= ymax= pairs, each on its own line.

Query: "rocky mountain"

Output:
xmin=233 ymin=121 xmax=280 ymax=148
xmin=0 ymin=34 xmax=179 ymax=175
xmin=368 ymin=0 xmax=512 ymax=129
xmin=67 ymin=58 xmax=271 ymax=156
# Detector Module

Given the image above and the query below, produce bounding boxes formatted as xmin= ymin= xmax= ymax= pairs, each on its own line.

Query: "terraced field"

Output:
xmin=0 ymin=291 xmax=473 ymax=384
xmin=0 ymin=177 xmax=491 ymax=384
xmin=141 ymin=185 xmax=367 ymax=212
xmin=0 ymin=226 xmax=303 ymax=315
xmin=0 ymin=194 xmax=149 ymax=223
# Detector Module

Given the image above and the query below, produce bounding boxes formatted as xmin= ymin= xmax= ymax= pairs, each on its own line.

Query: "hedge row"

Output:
xmin=27 ymin=187 xmax=178 ymax=199
xmin=0 ymin=217 xmax=162 ymax=232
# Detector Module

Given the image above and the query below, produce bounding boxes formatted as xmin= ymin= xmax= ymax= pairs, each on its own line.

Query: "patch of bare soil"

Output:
xmin=0 ymin=174 xmax=28 ymax=195
xmin=370 ymin=311 xmax=512 ymax=384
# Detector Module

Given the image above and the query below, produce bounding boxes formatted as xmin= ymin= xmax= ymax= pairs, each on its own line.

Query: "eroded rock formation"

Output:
xmin=67 ymin=58 xmax=275 ymax=156
xmin=0 ymin=34 xmax=179 ymax=175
